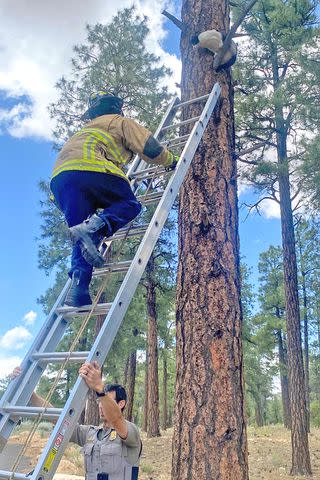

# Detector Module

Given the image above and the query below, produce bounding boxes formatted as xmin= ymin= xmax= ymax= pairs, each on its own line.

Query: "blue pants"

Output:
xmin=50 ymin=171 xmax=142 ymax=278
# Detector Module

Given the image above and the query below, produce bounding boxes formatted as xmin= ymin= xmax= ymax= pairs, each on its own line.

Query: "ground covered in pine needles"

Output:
xmin=7 ymin=425 xmax=320 ymax=479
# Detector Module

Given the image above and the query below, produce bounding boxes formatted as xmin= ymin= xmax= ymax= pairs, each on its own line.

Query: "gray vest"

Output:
xmin=83 ymin=427 xmax=141 ymax=480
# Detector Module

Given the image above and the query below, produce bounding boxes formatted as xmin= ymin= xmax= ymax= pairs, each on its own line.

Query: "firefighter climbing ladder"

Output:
xmin=0 ymin=82 xmax=221 ymax=480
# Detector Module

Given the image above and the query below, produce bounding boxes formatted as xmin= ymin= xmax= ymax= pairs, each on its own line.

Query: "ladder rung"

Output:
xmin=0 ymin=471 xmax=28 ymax=479
xmin=161 ymin=134 xmax=190 ymax=147
xmin=56 ymin=302 xmax=112 ymax=318
xmin=109 ymin=224 xmax=149 ymax=241
xmin=173 ymin=94 xmax=210 ymax=109
xmin=129 ymin=166 xmax=165 ymax=179
xmin=137 ymin=191 xmax=164 ymax=205
xmin=161 ymin=116 xmax=200 ymax=132
xmin=93 ymin=260 xmax=132 ymax=277
xmin=2 ymin=406 xmax=62 ymax=419
xmin=32 ymin=352 xmax=90 ymax=363
xmin=168 ymin=141 xmax=187 ymax=149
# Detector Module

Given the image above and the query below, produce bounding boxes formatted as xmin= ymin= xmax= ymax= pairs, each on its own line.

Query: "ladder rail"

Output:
xmin=0 ymin=279 xmax=70 ymax=409
xmin=0 ymin=94 xmax=182 ymax=452
xmin=127 ymin=96 xmax=180 ymax=179
xmin=30 ymin=83 xmax=221 ymax=480
xmin=0 ymin=85 xmax=221 ymax=479
xmin=0 ymin=313 xmax=72 ymax=448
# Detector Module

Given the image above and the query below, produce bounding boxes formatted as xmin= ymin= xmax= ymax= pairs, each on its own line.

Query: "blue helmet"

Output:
xmin=82 ymin=91 xmax=124 ymax=120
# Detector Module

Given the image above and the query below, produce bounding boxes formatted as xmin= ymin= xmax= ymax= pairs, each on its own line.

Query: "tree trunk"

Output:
xmin=268 ymin=39 xmax=312 ymax=474
xmin=143 ymin=350 xmax=149 ymax=433
xmin=84 ymin=314 xmax=104 ymax=425
xmin=254 ymin=396 xmax=264 ymax=427
xmin=277 ymin=329 xmax=291 ymax=429
xmin=146 ymin=256 xmax=161 ymax=437
xmin=301 ymin=273 xmax=310 ymax=433
xmin=172 ymin=2 xmax=248 ymax=479
xmin=278 ymin=167 xmax=311 ymax=474
xmin=125 ymin=350 xmax=137 ymax=422
xmin=123 ymin=355 xmax=130 ymax=388
xmin=162 ymin=352 xmax=168 ymax=430
xmin=296 ymin=230 xmax=311 ymax=433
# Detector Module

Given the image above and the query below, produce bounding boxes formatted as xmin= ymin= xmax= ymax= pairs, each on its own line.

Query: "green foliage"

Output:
xmin=37 ymin=180 xmax=70 ymax=276
xmin=243 ymin=247 xmax=287 ymax=426
xmin=234 ymin=0 xmax=320 ymax=209
xmin=48 ymin=6 xmax=172 ymax=147
xmin=0 ymin=376 xmax=11 ymax=399
xmin=310 ymin=401 xmax=320 ymax=427
xmin=299 ymin=136 xmax=320 ymax=211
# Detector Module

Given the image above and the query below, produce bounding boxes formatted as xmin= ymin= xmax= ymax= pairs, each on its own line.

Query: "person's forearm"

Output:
xmin=29 ymin=391 xmax=53 ymax=408
xmin=99 ymin=394 xmax=122 ymax=426
xmin=28 ymin=392 xmax=56 ymax=424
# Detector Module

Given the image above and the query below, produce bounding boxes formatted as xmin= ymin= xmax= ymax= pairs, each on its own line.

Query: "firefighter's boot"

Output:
xmin=69 ymin=213 xmax=108 ymax=268
xmin=64 ymin=270 xmax=92 ymax=307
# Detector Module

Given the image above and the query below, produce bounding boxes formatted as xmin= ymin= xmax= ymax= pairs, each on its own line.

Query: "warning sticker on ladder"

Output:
xmin=43 ymin=420 xmax=70 ymax=472
xmin=43 ymin=448 xmax=58 ymax=473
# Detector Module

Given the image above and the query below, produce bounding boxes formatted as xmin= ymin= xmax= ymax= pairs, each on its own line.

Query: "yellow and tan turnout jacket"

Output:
xmin=52 ymin=114 xmax=174 ymax=181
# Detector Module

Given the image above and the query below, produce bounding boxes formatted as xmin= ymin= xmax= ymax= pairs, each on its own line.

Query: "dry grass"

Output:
xmin=8 ymin=425 xmax=320 ymax=479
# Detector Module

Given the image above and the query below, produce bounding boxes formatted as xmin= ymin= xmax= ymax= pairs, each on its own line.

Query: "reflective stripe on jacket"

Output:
xmin=52 ymin=114 xmax=173 ymax=181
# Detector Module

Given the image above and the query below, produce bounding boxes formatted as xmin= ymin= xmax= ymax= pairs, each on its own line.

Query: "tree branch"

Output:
xmin=236 ymin=142 xmax=268 ymax=158
xmin=242 ymin=196 xmax=277 ymax=220
xmin=238 ymin=158 xmax=259 ymax=165
xmin=213 ymin=0 xmax=259 ymax=71
xmin=161 ymin=10 xmax=186 ymax=32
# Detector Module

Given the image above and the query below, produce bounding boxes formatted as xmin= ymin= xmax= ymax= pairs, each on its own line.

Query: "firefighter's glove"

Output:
xmin=165 ymin=153 xmax=179 ymax=172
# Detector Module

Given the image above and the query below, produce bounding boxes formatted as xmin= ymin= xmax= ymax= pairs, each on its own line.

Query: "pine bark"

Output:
xmin=296 ymin=231 xmax=311 ymax=433
xmin=125 ymin=350 xmax=137 ymax=422
xmin=123 ymin=355 xmax=130 ymax=388
xmin=254 ymin=396 xmax=264 ymax=427
xmin=172 ymin=1 xmax=248 ymax=479
xmin=278 ymin=168 xmax=311 ymax=475
xmin=143 ymin=349 xmax=149 ymax=432
xmin=302 ymin=274 xmax=310 ymax=433
xmin=265 ymin=29 xmax=312 ymax=473
xmin=277 ymin=329 xmax=291 ymax=429
xmin=162 ymin=353 xmax=168 ymax=430
xmin=146 ymin=256 xmax=161 ymax=437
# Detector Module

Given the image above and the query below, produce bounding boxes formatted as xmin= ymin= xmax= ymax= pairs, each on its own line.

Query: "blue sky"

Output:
xmin=0 ymin=0 xmax=282 ymax=378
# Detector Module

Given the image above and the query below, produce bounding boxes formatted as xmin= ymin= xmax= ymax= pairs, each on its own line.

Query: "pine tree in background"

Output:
xmin=300 ymin=137 xmax=320 ymax=211
xmin=256 ymin=246 xmax=291 ymax=429
xmin=295 ymin=218 xmax=320 ymax=432
xmin=48 ymin=6 xmax=172 ymax=147
xmin=234 ymin=0 xmax=320 ymax=473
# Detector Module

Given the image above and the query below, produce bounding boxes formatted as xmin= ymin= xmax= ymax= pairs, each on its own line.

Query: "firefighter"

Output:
xmin=50 ymin=91 xmax=177 ymax=308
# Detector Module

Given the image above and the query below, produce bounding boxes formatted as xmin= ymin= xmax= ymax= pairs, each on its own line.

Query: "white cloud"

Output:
xmin=0 ymin=0 xmax=180 ymax=140
xmin=0 ymin=326 xmax=32 ymax=350
xmin=260 ymin=198 xmax=281 ymax=219
xmin=0 ymin=356 xmax=22 ymax=379
xmin=23 ymin=310 xmax=37 ymax=326
xmin=238 ymin=181 xmax=251 ymax=196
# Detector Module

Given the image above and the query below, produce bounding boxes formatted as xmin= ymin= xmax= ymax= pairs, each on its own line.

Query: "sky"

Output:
xmin=0 ymin=0 xmax=282 ymax=379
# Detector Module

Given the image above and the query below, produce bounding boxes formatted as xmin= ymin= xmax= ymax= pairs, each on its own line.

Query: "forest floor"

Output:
xmin=6 ymin=425 xmax=320 ymax=479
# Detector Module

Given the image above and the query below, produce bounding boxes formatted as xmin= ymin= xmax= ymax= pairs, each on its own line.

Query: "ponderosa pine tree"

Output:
xmin=172 ymin=0 xmax=248 ymax=478
xmin=295 ymin=218 xmax=320 ymax=431
xmin=234 ymin=0 xmax=320 ymax=473
xmin=48 ymin=6 xmax=172 ymax=147
xmin=257 ymin=245 xmax=291 ymax=428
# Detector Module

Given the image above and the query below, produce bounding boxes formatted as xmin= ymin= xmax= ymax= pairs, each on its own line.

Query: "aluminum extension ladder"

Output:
xmin=0 ymin=82 xmax=221 ymax=480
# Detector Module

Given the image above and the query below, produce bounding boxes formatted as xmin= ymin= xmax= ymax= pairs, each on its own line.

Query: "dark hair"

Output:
xmin=104 ymin=384 xmax=127 ymax=410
